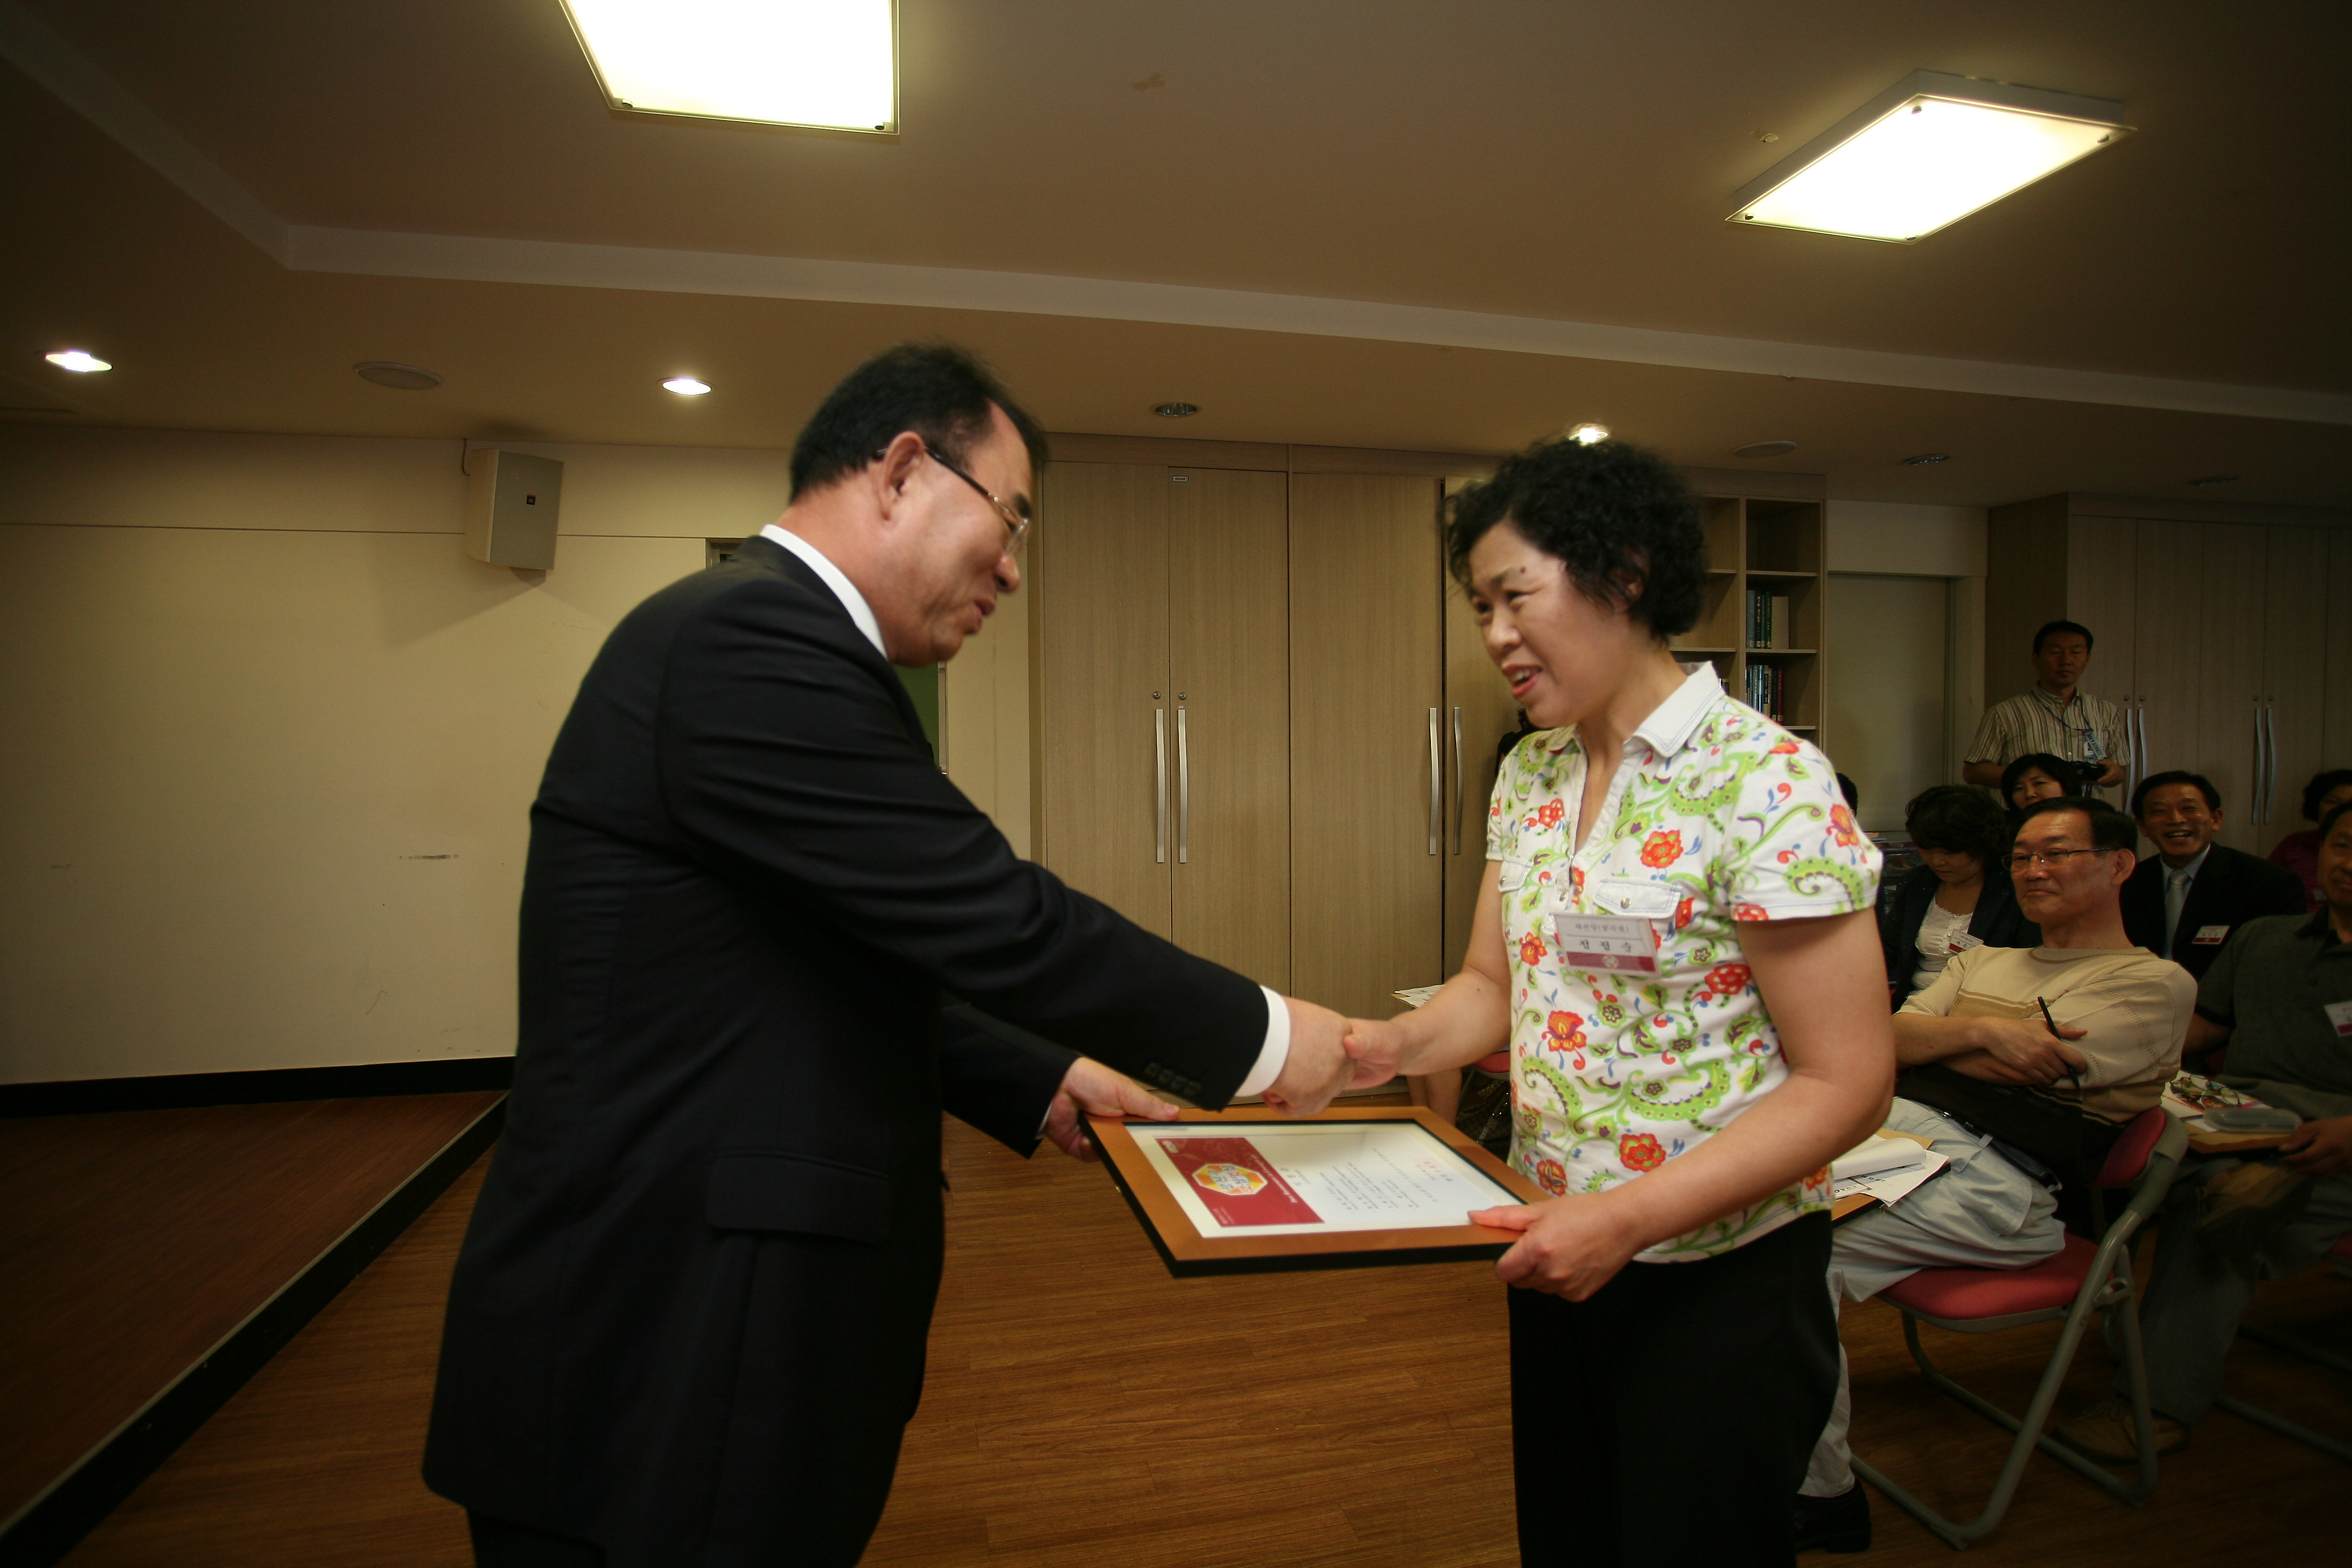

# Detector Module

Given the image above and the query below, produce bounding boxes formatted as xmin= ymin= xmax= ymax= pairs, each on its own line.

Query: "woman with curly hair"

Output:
xmin=1879 ymin=785 xmax=2039 ymax=1004
xmin=2270 ymin=767 xmax=2352 ymax=908
xmin=1341 ymin=435 xmax=1893 ymax=1564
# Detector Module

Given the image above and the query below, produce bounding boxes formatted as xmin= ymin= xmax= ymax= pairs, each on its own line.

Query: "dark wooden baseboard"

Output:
xmin=0 ymin=1058 xmax=515 ymax=1118
xmin=0 ymin=1097 xmax=503 ymax=1568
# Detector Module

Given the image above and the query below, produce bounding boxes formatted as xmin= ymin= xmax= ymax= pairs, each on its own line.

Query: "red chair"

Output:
xmin=2214 ymin=1231 xmax=2352 ymax=1464
xmin=1851 ymin=1107 xmax=2187 ymax=1549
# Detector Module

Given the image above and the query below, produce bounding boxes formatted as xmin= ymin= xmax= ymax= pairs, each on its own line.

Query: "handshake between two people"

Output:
xmin=1039 ymin=995 xmax=1411 ymax=1160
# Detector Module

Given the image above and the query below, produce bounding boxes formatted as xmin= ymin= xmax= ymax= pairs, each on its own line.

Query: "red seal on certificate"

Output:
xmin=1159 ymin=1137 xmax=1322 ymax=1227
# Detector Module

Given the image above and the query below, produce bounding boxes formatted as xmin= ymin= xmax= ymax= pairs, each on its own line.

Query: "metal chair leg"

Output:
xmin=2213 ymin=1394 xmax=2352 ymax=1465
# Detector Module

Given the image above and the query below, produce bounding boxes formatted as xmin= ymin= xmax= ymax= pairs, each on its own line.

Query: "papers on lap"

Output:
xmin=1831 ymin=1131 xmax=1949 ymax=1208
xmin=1129 ymin=1122 xmax=1519 ymax=1238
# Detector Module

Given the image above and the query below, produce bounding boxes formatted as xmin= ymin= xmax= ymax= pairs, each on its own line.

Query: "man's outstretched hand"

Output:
xmin=1041 ymin=1058 xmax=1179 ymax=1160
xmin=1264 ymin=996 xmax=1397 ymax=1114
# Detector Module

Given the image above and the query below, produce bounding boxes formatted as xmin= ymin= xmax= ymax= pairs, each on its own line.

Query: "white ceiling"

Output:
xmin=4 ymin=0 xmax=2348 ymax=508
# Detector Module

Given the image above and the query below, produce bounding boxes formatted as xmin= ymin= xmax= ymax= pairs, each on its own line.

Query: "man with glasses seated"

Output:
xmin=1796 ymin=797 xmax=2193 ymax=1553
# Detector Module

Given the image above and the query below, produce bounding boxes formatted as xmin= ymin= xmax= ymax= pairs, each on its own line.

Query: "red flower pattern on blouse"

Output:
xmin=1619 ymin=1133 xmax=1667 ymax=1172
xmin=1829 ymin=803 xmax=1863 ymax=848
xmin=1518 ymin=932 xmax=1548 ymax=965
xmin=1673 ymin=895 xmax=1694 ymax=930
xmin=1529 ymin=800 xmax=1565 ymax=830
xmin=1542 ymin=1011 xmax=1587 ymax=1052
xmin=1699 ymin=962 xmax=1752 ymax=998
xmin=1640 ymin=830 xmax=1682 ymax=867
xmin=1534 ymin=1158 xmax=1567 ymax=1195
xmin=1733 ymin=902 xmax=1769 ymax=921
xmin=1770 ymin=739 xmax=1801 ymax=754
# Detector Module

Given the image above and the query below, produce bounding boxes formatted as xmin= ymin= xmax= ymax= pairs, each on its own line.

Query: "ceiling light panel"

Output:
xmin=1732 ymin=71 xmax=2129 ymax=243
xmin=561 ymin=1 xmax=897 ymax=134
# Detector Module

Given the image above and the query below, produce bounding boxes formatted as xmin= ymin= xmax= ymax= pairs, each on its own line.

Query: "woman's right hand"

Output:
xmin=1342 ymin=1016 xmax=1410 ymax=1081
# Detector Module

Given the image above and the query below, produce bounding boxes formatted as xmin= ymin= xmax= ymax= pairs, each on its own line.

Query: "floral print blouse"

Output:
xmin=1488 ymin=663 xmax=1881 ymax=1261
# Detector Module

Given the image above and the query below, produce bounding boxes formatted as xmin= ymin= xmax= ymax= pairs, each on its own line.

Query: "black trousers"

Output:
xmin=1507 ymin=1211 xmax=1837 ymax=1568
xmin=470 ymin=1513 xmax=604 ymax=1568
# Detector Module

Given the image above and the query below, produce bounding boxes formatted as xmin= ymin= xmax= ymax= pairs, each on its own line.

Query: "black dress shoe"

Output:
xmin=1793 ymin=1485 xmax=1872 ymax=1554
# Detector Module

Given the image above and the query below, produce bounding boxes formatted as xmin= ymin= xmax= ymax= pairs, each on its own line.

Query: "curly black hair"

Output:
xmin=2301 ymin=767 xmax=2352 ymax=823
xmin=1904 ymin=784 xmax=2011 ymax=867
xmin=1442 ymin=436 xmax=1705 ymax=639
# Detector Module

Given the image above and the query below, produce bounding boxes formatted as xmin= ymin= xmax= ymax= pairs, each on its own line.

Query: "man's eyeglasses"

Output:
xmin=890 ymin=443 xmax=1030 ymax=557
xmin=2004 ymin=848 xmax=2110 ymax=872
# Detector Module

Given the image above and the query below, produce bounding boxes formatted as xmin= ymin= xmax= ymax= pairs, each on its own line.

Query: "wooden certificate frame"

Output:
xmin=1084 ymin=1106 xmax=1543 ymax=1277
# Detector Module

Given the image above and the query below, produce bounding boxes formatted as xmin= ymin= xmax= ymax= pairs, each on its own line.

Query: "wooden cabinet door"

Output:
xmin=1168 ymin=468 xmax=1291 ymax=990
xmin=2260 ymin=526 xmax=2330 ymax=855
xmin=1032 ymin=462 xmax=1173 ymax=936
xmin=2330 ymin=533 xmax=2352 ymax=790
xmin=2066 ymin=515 xmax=2138 ymax=798
xmin=1444 ymin=566 xmax=1519 ymax=972
xmin=2131 ymin=520 xmax=2205 ymax=788
xmin=1289 ymin=474 xmax=1445 ymax=1020
xmin=2196 ymin=523 xmax=2267 ymax=853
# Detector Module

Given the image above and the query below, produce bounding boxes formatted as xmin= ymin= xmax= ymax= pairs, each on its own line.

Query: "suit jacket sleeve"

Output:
xmin=938 ymin=1003 xmax=1074 ymax=1156
xmin=655 ymin=575 xmax=1265 ymax=1107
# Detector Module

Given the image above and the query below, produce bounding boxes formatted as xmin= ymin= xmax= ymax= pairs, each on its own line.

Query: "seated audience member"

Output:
xmin=2120 ymin=771 xmax=2306 ymax=981
xmin=1796 ymin=797 xmax=2192 ymax=1552
xmin=2056 ymin=800 xmax=2352 ymax=1462
xmin=2270 ymin=767 xmax=2352 ymax=910
xmin=1879 ymin=786 xmax=2039 ymax=1006
xmin=2000 ymin=751 xmax=2090 ymax=815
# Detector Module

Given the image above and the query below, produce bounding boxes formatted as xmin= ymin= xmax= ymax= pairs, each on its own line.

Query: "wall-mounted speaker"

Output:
xmin=465 ymin=449 xmax=564 ymax=569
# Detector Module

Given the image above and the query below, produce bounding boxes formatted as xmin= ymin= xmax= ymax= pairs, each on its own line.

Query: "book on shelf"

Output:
xmin=1744 ymin=589 xmax=1793 ymax=649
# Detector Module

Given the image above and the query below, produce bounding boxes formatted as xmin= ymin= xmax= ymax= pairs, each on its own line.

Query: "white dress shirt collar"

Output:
xmin=758 ymin=523 xmax=885 ymax=659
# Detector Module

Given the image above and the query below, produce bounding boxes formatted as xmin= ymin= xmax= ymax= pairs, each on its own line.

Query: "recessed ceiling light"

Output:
xmin=1903 ymin=452 xmax=1951 ymax=466
xmin=663 ymin=376 xmax=712 ymax=396
xmin=45 ymin=350 xmax=111 ymax=373
xmin=561 ymin=0 xmax=897 ymax=134
xmin=1731 ymin=70 xmax=2130 ymax=242
xmin=355 ymin=361 xmax=443 ymax=390
xmin=2187 ymin=474 xmax=2239 ymax=487
xmin=1733 ymin=439 xmax=1798 ymax=459
xmin=1569 ymin=422 xmax=1609 ymax=445
xmin=1153 ymin=401 xmax=1199 ymax=418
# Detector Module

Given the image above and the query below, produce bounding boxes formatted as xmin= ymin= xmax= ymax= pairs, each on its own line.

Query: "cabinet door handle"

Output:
xmin=2259 ymin=698 xmax=2276 ymax=827
xmin=1427 ymin=707 xmax=1441 ymax=856
xmin=1177 ymin=706 xmax=1191 ymax=864
xmin=2250 ymin=698 xmax=2264 ymax=828
xmin=1451 ymin=705 xmax=1465 ymax=856
xmin=1153 ymin=706 xmax=1167 ymax=864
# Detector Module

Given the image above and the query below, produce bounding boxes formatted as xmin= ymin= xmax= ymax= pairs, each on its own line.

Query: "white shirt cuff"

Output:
xmin=1236 ymin=985 xmax=1291 ymax=1098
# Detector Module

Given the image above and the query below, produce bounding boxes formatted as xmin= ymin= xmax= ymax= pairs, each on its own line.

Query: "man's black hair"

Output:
xmin=2301 ymin=768 xmax=2352 ymax=823
xmin=1905 ymin=784 xmax=2011 ymax=866
xmin=788 ymin=342 xmax=1048 ymax=500
xmin=2032 ymin=619 xmax=2095 ymax=654
xmin=2131 ymin=769 xmax=2221 ymax=819
xmin=2000 ymin=751 xmax=2093 ymax=806
xmin=1836 ymin=772 xmax=1860 ymax=812
xmin=1443 ymin=437 xmax=1704 ymax=639
xmin=2319 ymin=799 xmax=2352 ymax=843
xmin=2017 ymin=794 xmax=2139 ymax=855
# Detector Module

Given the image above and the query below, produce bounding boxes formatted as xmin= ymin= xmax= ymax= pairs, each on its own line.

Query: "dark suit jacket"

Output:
xmin=2119 ymin=842 xmax=2307 ymax=981
xmin=423 ymin=538 xmax=1266 ymax=1566
xmin=1879 ymin=864 xmax=2040 ymax=1004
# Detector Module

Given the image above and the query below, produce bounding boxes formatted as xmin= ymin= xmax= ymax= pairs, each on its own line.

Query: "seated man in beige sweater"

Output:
xmin=1795 ymin=797 xmax=2194 ymax=1553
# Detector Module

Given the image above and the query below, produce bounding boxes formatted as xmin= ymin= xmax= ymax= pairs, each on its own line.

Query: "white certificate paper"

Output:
xmin=1127 ymin=1121 xmax=1521 ymax=1238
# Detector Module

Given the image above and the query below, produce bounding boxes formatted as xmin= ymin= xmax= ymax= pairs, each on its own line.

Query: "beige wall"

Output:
xmin=0 ymin=425 xmax=815 ymax=1083
xmin=937 ymin=581 xmax=1031 ymax=860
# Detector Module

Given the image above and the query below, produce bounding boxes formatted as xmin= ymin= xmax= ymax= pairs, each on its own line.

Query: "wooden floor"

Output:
xmin=0 ymin=1093 xmax=503 ymax=1532
xmin=60 ymin=1110 xmax=2352 ymax=1567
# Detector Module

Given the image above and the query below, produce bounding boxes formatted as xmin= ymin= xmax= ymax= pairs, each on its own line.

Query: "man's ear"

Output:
xmin=870 ymin=431 xmax=927 ymax=524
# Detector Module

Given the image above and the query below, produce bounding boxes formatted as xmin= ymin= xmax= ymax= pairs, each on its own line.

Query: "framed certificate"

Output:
xmin=1084 ymin=1107 xmax=1543 ymax=1276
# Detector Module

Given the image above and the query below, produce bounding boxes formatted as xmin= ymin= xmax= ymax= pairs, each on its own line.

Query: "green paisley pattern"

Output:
xmin=1488 ymin=667 xmax=1881 ymax=1261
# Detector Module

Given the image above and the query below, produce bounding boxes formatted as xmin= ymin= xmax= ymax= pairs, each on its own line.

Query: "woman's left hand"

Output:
xmin=1469 ymin=1195 xmax=1643 ymax=1300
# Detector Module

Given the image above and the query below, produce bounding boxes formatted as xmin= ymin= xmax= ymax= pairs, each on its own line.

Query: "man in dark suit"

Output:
xmin=2120 ymin=771 xmax=2306 ymax=982
xmin=424 ymin=345 xmax=1367 ymax=1567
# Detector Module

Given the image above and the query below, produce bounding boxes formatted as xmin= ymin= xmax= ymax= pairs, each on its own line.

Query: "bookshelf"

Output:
xmin=1667 ymin=494 xmax=1828 ymax=751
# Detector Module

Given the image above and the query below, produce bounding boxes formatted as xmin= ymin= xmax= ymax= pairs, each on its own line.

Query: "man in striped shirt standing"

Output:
xmin=1962 ymin=620 xmax=2127 ymax=800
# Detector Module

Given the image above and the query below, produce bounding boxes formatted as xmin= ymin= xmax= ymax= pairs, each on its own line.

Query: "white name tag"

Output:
xmin=2192 ymin=925 xmax=2230 ymax=947
xmin=2326 ymin=999 xmax=2352 ymax=1039
xmin=1553 ymin=913 xmax=1660 ymax=974
xmin=1949 ymin=933 xmax=1985 ymax=954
